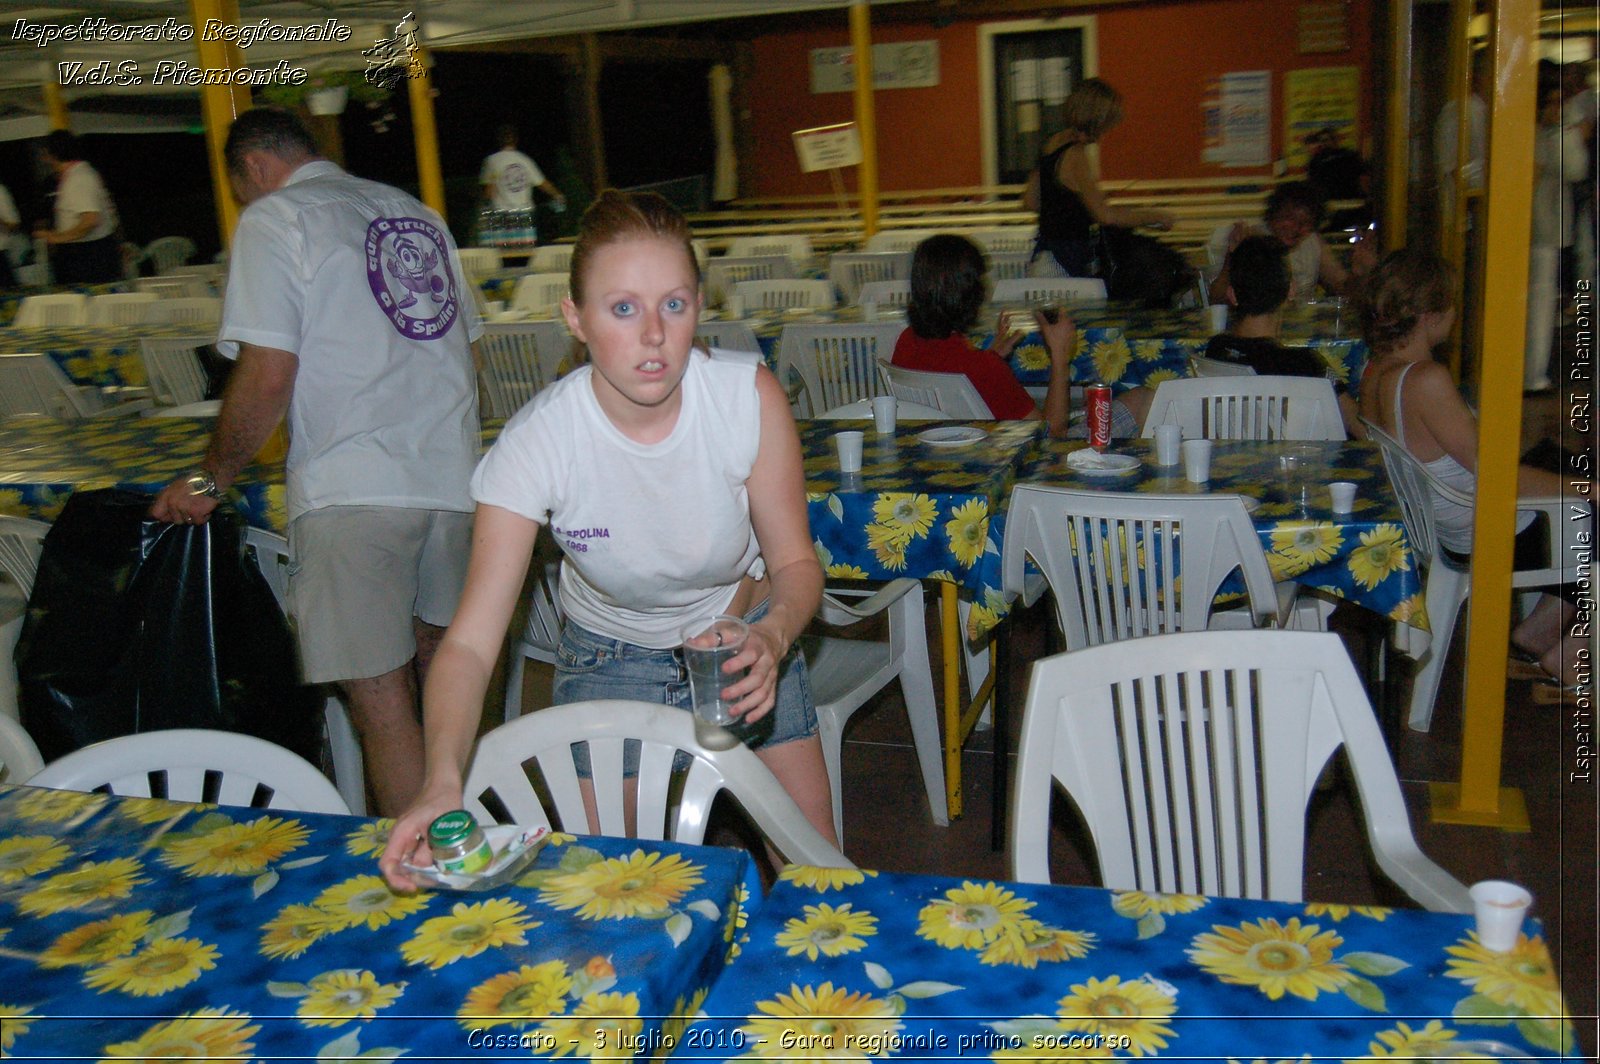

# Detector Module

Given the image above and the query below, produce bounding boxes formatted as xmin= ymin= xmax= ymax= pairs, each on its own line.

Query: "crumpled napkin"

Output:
xmin=1065 ymin=447 xmax=1132 ymax=472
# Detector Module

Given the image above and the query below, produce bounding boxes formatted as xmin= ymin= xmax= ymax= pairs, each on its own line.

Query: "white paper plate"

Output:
xmin=917 ymin=426 xmax=988 ymax=448
xmin=1067 ymin=452 xmax=1140 ymax=477
xmin=401 ymin=825 xmax=551 ymax=892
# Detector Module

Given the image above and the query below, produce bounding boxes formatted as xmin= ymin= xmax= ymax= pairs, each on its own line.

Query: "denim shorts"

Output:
xmin=551 ymin=598 xmax=818 ymax=775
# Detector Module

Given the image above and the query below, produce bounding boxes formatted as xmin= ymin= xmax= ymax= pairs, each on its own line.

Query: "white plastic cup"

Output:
xmin=872 ymin=395 xmax=897 ymax=433
xmin=1328 ymin=481 xmax=1357 ymax=514
xmin=484 ymin=299 xmax=506 ymax=316
xmin=1155 ymin=424 xmax=1183 ymax=467
xmin=681 ymin=615 xmax=748 ymax=750
xmin=835 ymin=430 xmax=864 ymax=473
xmin=1207 ymin=304 xmax=1229 ymax=334
xmin=1182 ymin=438 xmax=1213 ymax=483
xmin=1470 ymin=880 xmax=1532 ymax=952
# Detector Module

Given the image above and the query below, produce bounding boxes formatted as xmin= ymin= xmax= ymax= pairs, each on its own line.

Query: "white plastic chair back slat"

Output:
xmin=970 ymin=228 xmax=1036 ymax=255
xmin=27 ymin=728 xmax=349 ymax=813
xmin=133 ymin=278 xmax=193 ymax=299
xmin=726 ymin=235 xmax=812 ymax=268
xmin=529 ymin=245 xmax=574 ymax=274
xmin=0 ymin=353 xmax=103 ymax=418
xmin=816 ymin=399 xmax=951 ymax=420
xmin=145 ymin=297 xmax=222 ymax=326
xmin=827 ymin=252 xmax=911 ymax=304
xmin=462 ymin=700 xmax=852 ymax=867
xmin=13 ymin=294 xmax=88 ymax=328
xmin=0 ymin=518 xmax=49 ymax=726
xmin=1190 ymin=354 xmax=1257 ymax=378
xmin=704 ymin=256 xmax=796 ymax=307
xmin=0 ymin=715 xmax=44 ymax=782
xmin=143 ymin=236 xmax=196 ymax=274
xmin=854 ymin=279 xmax=912 ymax=310
xmin=477 ymin=322 xmax=566 ymax=418
xmin=1002 ymin=485 xmax=1280 ymax=651
xmin=991 ymin=277 xmax=1107 ymax=305
xmin=693 ymin=321 xmax=762 ymax=355
xmin=1011 ymin=630 xmax=1471 ymax=912
xmin=458 ymin=248 xmax=502 ymax=278
xmin=881 ymin=363 xmax=993 ymax=418
xmin=778 ymin=323 xmax=902 ymax=416
xmin=511 ymin=273 xmax=570 ymax=314
xmin=139 ymin=336 xmax=212 ymax=407
xmin=863 ymin=229 xmax=938 ymax=254
xmin=502 ymin=561 xmax=564 ymax=723
xmin=984 ymin=250 xmax=1032 ymax=280
xmin=727 ymin=278 xmax=835 ymax=317
xmin=1142 ymin=375 xmax=1346 ymax=441
xmin=86 ymin=293 xmax=158 ymax=325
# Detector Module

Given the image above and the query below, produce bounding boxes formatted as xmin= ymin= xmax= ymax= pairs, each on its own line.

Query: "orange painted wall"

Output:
xmin=747 ymin=0 xmax=1375 ymax=194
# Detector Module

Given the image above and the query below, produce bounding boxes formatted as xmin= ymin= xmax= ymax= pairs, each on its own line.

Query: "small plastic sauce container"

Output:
xmin=428 ymin=810 xmax=494 ymax=875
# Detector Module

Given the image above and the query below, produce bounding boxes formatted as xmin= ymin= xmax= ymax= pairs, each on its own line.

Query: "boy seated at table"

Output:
xmin=1205 ymin=234 xmax=1361 ymax=437
xmin=890 ymin=234 xmax=1150 ymax=438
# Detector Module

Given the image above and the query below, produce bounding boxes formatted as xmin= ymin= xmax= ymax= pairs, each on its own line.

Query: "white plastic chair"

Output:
xmin=1363 ymin=420 xmax=1582 ymax=731
xmin=727 ymin=278 xmax=835 ymax=316
xmin=1011 ymin=629 xmax=1472 ymax=912
xmin=139 ymin=336 xmax=213 ymax=407
xmin=501 ymin=561 xmax=564 ymax=724
xmin=134 ymin=277 xmax=201 ymax=299
xmin=477 ymin=322 xmax=570 ymax=418
xmin=145 ymin=297 xmax=222 ymax=326
xmin=528 ymin=245 xmax=573 ymax=274
xmin=1190 ymin=354 xmax=1258 ymax=378
xmin=704 ymin=256 xmax=796 ymax=307
xmin=991 ymin=277 xmax=1108 ymax=305
xmin=0 ymin=517 xmax=49 ymax=724
xmin=816 ymin=399 xmax=951 ymax=421
xmin=827 ymin=251 xmax=911 ymax=304
xmin=694 ymin=320 xmax=762 ymax=355
xmin=1002 ymin=484 xmax=1293 ymax=651
xmin=0 ymin=715 xmax=43 ymax=783
xmin=12 ymin=294 xmax=88 ymax=327
xmin=726 ymin=234 xmax=813 ymax=269
xmin=970 ymin=228 xmax=1036 ymax=255
xmin=242 ymin=528 xmax=367 ymax=815
xmin=458 ymin=247 xmax=502 ymax=278
xmin=27 ymin=729 xmax=348 ymax=814
xmin=86 ymin=293 xmax=157 ymax=325
xmin=143 ymin=236 xmax=196 ymax=274
xmin=984 ymin=250 xmax=1033 ymax=281
xmin=776 ymin=323 xmax=902 ymax=416
xmin=462 ymin=700 xmax=852 ymax=867
xmin=864 ymin=229 xmax=938 ymax=254
xmin=855 ymin=279 xmax=912 ymax=312
xmin=881 ymin=363 xmax=994 ymax=418
xmin=511 ymin=273 xmax=570 ymax=314
xmin=0 ymin=353 xmax=117 ymax=419
xmin=1141 ymin=375 xmax=1346 ymax=441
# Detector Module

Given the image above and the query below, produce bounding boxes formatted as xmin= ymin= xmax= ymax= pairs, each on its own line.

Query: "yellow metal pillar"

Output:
xmin=1382 ymin=0 xmax=1411 ymax=248
xmin=849 ymin=0 xmax=880 ymax=240
xmin=188 ymin=0 xmax=250 ymax=247
xmin=407 ymin=41 xmax=446 ymax=218
xmin=42 ymin=72 xmax=69 ymax=130
xmin=1428 ymin=0 xmax=1536 ymax=832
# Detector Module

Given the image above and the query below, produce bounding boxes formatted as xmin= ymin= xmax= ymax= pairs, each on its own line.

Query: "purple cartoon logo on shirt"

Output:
xmin=365 ymin=216 xmax=459 ymax=341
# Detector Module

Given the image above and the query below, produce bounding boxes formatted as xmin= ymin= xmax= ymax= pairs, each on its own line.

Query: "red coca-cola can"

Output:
xmin=1085 ymin=383 xmax=1113 ymax=450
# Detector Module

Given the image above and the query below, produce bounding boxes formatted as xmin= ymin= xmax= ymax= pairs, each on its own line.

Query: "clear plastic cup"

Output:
xmin=680 ymin=615 xmax=748 ymax=750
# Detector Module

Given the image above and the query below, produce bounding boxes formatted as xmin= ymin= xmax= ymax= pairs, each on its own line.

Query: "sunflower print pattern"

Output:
xmin=0 ymin=784 xmax=753 ymax=1060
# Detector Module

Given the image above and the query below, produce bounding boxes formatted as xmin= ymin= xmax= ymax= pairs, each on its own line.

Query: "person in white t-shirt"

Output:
xmin=0 ymin=183 xmax=20 ymax=287
xmin=479 ymin=125 xmax=565 ymax=213
xmin=152 ymin=108 xmax=483 ymax=817
xmin=34 ymin=130 xmax=121 ymax=284
xmin=380 ymin=191 xmax=831 ymax=887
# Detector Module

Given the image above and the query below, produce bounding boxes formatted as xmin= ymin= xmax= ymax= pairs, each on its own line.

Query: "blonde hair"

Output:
xmin=568 ymin=189 xmax=700 ymax=305
xmin=1060 ymin=78 xmax=1124 ymax=142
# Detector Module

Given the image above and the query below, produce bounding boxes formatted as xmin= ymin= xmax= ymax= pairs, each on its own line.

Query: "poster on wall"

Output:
xmin=1298 ymin=2 xmax=1350 ymax=54
xmin=810 ymin=41 xmax=940 ymax=93
xmin=792 ymin=122 xmax=863 ymax=173
xmin=1284 ymin=67 xmax=1360 ymax=171
xmin=1202 ymin=71 xmax=1271 ymax=167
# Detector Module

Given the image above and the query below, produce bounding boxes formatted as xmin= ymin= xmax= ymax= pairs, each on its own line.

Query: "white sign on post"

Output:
xmin=792 ymin=122 xmax=863 ymax=174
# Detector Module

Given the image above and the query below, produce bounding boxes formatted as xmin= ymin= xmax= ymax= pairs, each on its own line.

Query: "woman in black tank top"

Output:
xmin=1024 ymin=79 xmax=1174 ymax=276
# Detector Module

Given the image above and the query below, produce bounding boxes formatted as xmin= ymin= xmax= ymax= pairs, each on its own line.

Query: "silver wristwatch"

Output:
xmin=184 ymin=470 xmax=222 ymax=499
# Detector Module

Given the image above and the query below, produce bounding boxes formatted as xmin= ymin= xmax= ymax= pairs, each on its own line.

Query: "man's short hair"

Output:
xmin=1229 ymin=235 xmax=1291 ymax=316
xmin=1264 ymin=182 xmax=1324 ymax=227
xmin=496 ymin=124 xmax=518 ymax=147
xmin=42 ymin=130 xmax=83 ymax=162
xmin=224 ymin=107 xmax=319 ymax=176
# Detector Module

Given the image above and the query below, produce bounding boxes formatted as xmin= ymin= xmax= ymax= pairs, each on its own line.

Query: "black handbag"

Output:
xmin=17 ymin=489 xmax=321 ymax=764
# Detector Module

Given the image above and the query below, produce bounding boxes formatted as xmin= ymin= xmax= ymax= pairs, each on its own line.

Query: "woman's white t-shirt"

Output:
xmin=471 ymin=350 xmax=766 ymax=648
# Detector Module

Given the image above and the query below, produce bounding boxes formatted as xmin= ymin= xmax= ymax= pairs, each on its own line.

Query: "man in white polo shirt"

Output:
xmin=34 ymin=130 xmax=121 ymax=284
xmin=480 ymin=124 xmax=565 ymax=213
xmin=153 ymin=108 xmax=482 ymax=816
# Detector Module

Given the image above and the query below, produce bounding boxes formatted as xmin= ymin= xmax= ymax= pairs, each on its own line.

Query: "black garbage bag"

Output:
xmin=17 ymin=488 xmax=321 ymax=765
xmin=1098 ymin=225 xmax=1196 ymax=308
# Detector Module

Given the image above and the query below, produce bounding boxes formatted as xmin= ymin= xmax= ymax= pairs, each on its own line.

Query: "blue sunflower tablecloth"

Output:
xmin=0 ymin=322 xmax=215 ymax=390
xmin=677 ymin=867 xmax=1574 ymax=1061
xmin=0 ymin=784 xmax=753 ymax=1061
xmin=1017 ymin=438 xmax=1427 ymax=630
